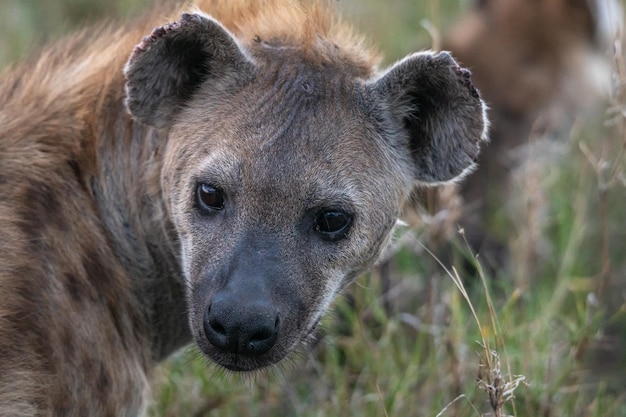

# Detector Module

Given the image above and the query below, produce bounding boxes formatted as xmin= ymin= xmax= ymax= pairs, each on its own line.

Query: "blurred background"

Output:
xmin=1 ymin=1 xmax=625 ymax=416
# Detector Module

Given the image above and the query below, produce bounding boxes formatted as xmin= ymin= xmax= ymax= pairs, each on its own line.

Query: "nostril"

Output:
xmin=203 ymin=304 xmax=229 ymax=350
xmin=250 ymin=328 xmax=272 ymax=342
xmin=211 ymin=319 xmax=226 ymax=336
xmin=246 ymin=313 xmax=280 ymax=354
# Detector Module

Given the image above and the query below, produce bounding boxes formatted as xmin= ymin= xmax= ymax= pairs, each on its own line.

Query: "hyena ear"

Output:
xmin=124 ymin=13 xmax=254 ymax=128
xmin=371 ymin=51 xmax=488 ymax=184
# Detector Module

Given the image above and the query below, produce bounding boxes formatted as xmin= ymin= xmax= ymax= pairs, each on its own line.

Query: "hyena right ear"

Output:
xmin=124 ymin=13 xmax=254 ymax=128
xmin=370 ymin=51 xmax=488 ymax=184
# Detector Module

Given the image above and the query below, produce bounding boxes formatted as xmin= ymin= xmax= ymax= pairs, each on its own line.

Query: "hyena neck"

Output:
xmin=91 ymin=99 xmax=191 ymax=361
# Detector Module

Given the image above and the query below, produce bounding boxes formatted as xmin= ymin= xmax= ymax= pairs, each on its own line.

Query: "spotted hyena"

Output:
xmin=0 ymin=1 xmax=487 ymax=415
xmin=438 ymin=0 xmax=620 ymax=262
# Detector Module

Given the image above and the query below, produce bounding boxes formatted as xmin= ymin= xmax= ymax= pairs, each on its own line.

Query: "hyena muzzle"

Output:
xmin=0 ymin=1 xmax=487 ymax=415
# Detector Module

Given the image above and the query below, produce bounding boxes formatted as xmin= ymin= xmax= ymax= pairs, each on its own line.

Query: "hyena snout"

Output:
xmin=204 ymin=290 xmax=280 ymax=355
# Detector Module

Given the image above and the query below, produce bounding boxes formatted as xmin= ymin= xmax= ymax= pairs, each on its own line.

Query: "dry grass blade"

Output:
xmin=434 ymin=394 xmax=478 ymax=417
xmin=416 ymin=232 xmax=529 ymax=416
xmin=476 ymin=345 xmax=527 ymax=417
xmin=415 ymin=237 xmax=489 ymax=351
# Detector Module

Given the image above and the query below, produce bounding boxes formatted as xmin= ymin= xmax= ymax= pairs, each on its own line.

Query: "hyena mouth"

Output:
xmin=197 ymin=305 xmax=321 ymax=372
xmin=199 ymin=303 xmax=290 ymax=371
xmin=197 ymin=331 xmax=292 ymax=372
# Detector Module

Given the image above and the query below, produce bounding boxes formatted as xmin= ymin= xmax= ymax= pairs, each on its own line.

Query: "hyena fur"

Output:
xmin=440 ymin=0 xmax=620 ymax=261
xmin=0 ymin=1 xmax=488 ymax=415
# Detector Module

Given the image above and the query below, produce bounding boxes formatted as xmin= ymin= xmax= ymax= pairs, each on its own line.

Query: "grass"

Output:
xmin=1 ymin=0 xmax=625 ymax=416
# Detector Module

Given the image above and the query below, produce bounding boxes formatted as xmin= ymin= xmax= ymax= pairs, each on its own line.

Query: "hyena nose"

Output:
xmin=203 ymin=299 xmax=280 ymax=355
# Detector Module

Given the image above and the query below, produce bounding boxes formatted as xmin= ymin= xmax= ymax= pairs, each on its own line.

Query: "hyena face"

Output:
xmin=125 ymin=13 xmax=487 ymax=371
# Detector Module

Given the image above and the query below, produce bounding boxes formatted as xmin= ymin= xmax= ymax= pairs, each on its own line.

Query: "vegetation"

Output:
xmin=1 ymin=1 xmax=624 ymax=415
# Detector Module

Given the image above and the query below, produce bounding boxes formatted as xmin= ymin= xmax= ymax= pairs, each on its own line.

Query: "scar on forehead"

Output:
xmin=300 ymin=82 xmax=313 ymax=93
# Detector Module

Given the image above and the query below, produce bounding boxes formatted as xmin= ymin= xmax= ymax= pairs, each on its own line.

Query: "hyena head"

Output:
xmin=124 ymin=11 xmax=487 ymax=371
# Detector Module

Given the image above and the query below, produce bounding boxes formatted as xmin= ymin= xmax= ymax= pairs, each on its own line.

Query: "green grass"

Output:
xmin=1 ymin=1 xmax=625 ymax=416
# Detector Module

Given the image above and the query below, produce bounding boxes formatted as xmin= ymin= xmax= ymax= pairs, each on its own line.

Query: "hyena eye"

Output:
xmin=314 ymin=210 xmax=352 ymax=241
xmin=196 ymin=183 xmax=225 ymax=212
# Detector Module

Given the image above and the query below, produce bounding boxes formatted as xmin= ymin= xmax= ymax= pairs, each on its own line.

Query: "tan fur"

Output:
xmin=410 ymin=0 xmax=619 ymax=265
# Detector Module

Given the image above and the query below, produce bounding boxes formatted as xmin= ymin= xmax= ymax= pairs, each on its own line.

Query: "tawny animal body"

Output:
xmin=0 ymin=1 xmax=487 ymax=415
xmin=441 ymin=0 xmax=618 ymax=261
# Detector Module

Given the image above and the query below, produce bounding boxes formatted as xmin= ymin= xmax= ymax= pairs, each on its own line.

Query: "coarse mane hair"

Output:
xmin=195 ymin=0 xmax=380 ymax=67
xmin=0 ymin=0 xmax=380 ymax=129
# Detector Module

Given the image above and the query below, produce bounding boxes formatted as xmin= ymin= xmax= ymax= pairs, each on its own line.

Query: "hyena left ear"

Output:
xmin=124 ymin=13 xmax=254 ymax=128
xmin=371 ymin=51 xmax=488 ymax=184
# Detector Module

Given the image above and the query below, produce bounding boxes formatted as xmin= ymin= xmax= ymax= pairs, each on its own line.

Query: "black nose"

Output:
xmin=203 ymin=297 xmax=280 ymax=355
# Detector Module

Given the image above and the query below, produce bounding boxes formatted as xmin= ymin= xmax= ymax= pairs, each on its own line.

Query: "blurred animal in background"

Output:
xmin=407 ymin=0 xmax=623 ymax=273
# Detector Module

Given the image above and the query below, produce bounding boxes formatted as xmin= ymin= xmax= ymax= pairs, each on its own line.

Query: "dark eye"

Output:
xmin=196 ymin=183 xmax=225 ymax=213
xmin=314 ymin=210 xmax=352 ymax=241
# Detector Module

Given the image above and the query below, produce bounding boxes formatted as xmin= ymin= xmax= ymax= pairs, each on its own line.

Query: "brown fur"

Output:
xmin=0 ymin=1 xmax=487 ymax=415
xmin=414 ymin=0 xmax=619 ymax=265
